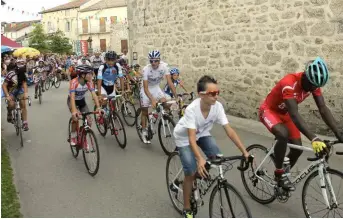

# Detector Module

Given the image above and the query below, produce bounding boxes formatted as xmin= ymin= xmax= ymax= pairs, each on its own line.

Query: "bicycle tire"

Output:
xmin=112 ymin=111 xmax=127 ymax=148
xmin=68 ymin=118 xmax=79 ymax=158
xmin=121 ymin=100 xmax=136 ymax=127
xmin=39 ymin=85 xmax=42 ymax=104
xmin=82 ymin=129 xmax=100 ymax=176
xmin=45 ymin=78 xmax=50 ymax=90
xmin=54 ymin=76 xmax=61 ymax=88
xmin=135 ymin=108 xmax=149 ymax=143
xmin=17 ymin=110 xmax=23 ymax=147
xmin=14 ymin=111 xmax=19 ymax=136
xmin=209 ymin=182 xmax=252 ymax=218
xmin=240 ymin=144 xmax=276 ymax=204
xmin=158 ymin=115 xmax=176 ymax=156
xmin=93 ymin=105 xmax=107 ymax=137
xmin=302 ymin=168 xmax=343 ymax=218
xmin=166 ymin=151 xmax=184 ymax=215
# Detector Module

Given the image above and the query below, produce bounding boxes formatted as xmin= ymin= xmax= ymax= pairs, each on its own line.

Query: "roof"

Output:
xmin=79 ymin=0 xmax=126 ymax=12
xmin=41 ymin=0 xmax=90 ymax=14
xmin=1 ymin=35 xmax=22 ymax=48
xmin=4 ymin=20 xmax=40 ymax=32
xmin=1 ymin=0 xmax=6 ymax=5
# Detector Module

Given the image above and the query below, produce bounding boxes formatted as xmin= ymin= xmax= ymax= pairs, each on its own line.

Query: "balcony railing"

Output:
xmin=78 ymin=24 xmax=112 ymax=35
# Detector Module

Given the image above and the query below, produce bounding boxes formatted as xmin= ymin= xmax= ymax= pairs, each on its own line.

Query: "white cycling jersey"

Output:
xmin=142 ymin=61 xmax=170 ymax=87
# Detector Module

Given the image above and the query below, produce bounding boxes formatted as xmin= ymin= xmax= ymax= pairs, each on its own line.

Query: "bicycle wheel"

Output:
xmin=111 ymin=111 xmax=127 ymax=148
xmin=166 ymin=151 xmax=184 ymax=215
xmin=38 ymin=85 xmax=42 ymax=104
xmin=93 ymin=105 xmax=107 ymax=136
xmin=45 ymin=78 xmax=50 ymax=90
xmin=240 ymin=144 xmax=276 ymax=204
xmin=209 ymin=182 xmax=252 ymax=218
xmin=17 ymin=110 xmax=23 ymax=147
xmin=13 ymin=111 xmax=19 ymax=136
xmin=54 ymin=76 xmax=61 ymax=88
xmin=82 ymin=129 xmax=100 ymax=176
xmin=135 ymin=108 xmax=149 ymax=143
xmin=121 ymin=101 xmax=136 ymax=127
xmin=158 ymin=115 xmax=176 ymax=155
xmin=302 ymin=168 xmax=343 ymax=218
xmin=68 ymin=118 xmax=79 ymax=158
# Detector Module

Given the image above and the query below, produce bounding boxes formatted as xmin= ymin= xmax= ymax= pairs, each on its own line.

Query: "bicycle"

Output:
xmin=171 ymin=92 xmax=194 ymax=119
xmin=135 ymin=100 xmax=176 ymax=155
xmin=94 ymin=95 xmax=127 ymax=148
xmin=67 ymin=111 xmax=101 ymax=176
xmin=240 ymin=139 xmax=343 ymax=218
xmin=5 ymin=96 xmax=31 ymax=148
xmin=114 ymin=90 xmax=137 ymax=127
xmin=33 ymin=75 xmax=43 ymax=104
xmin=166 ymin=152 xmax=254 ymax=217
xmin=45 ymin=72 xmax=61 ymax=90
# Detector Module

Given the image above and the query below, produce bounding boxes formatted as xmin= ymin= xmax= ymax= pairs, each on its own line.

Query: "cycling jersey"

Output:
xmin=91 ymin=56 xmax=103 ymax=69
xmin=142 ymin=61 xmax=169 ymax=87
xmin=97 ymin=64 xmax=123 ymax=86
xmin=164 ymin=79 xmax=180 ymax=98
xmin=4 ymin=70 xmax=24 ymax=95
xmin=69 ymin=78 xmax=94 ymax=100
xmin=261 ymin=72 xmax=322 ymax=114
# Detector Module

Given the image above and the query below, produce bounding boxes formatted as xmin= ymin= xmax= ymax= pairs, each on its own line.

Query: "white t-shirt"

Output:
xmin=142 ymin=61 xmax=169 ymax=87
xmin=174 ymin=98 xmax=229 ymax=147
xmin=77 ymin=59 xmax=91 ymax=66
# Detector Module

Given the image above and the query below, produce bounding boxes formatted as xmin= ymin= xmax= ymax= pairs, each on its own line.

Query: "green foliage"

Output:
xmin=47 ymin=30 xmax=72 ymax=54
xmin=28 ymin=23 xmax=48 ymax=53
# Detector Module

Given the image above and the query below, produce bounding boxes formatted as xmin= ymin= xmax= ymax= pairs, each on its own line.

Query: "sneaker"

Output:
xmin=141 ymin=130 xmax=151 ymax=144
xmin=183 ymin=210 xmax=194 ymax=218
xmin=22 ymin=122 xmax=29 ymax=131
xmin=275 ymin=170 xmax=295 ymax=191
xmin=70 ymin=137 xmax=77 ymax=146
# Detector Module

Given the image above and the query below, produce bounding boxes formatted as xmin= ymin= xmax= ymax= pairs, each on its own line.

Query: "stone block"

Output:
xmin=322 ymin=44 xmax=343 ymax=58
xmin=244 ymin=56 xmax=260 ymax=66
xmin=275 ymin=42 xmax=290 ymax=50
xmin=304 ymin=7 xmax=325 ymax=19
xmin=243 ymin=77 xmax=252 ymax=85
xmin=310 ymin=0 xmax=328 ymax=5
xmin=270 ymin=13 xmax=279 ymax=21
xmin=255 ymin=0 xmax=268 ymax=5
xmin=234 ymin=57 xmax=243 ymax=66
xmin=289 ymin=21 xmax=307 ymax=37
xmin=281 ymin=57 xmax=300 ymax=73
xmin=281 ymin=11 xmax=295 ymax=19
xmin=310 ymin=21 xmax=335 ymax=36
xmin=306 ymin=46 xmax=320 ymax=57
xmin=267 ymin=42 xmax=273 ymax=50
xmin=235 ymin=14 xmax=251 ymax=23
xmin=294 ymin=1 xmax=303 ymax=7
xmin=315 ymin=38 xmax=324 ymax=44
xmin=219 ymin=32 xmax=235 ymax=41
xmin=262 ymin=51 xmax=281 ymax=66
xmin=330 ymin=0 xmax=343 ymax=17
xmin=209 ymin=11 xmax=224 ymax=26
xmin=261 ymin=5 xmax=268 ymax=12
xmin=256 ymin=15 xmax=268 ymax=23
xmin=192 ymin=57 xmax=208 ymax=67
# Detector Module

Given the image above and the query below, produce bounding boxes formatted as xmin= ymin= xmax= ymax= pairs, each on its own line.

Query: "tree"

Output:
xmin=47 ymin=30 xmax=72 ymax=54
xmin=29 ymin=23 xmax=49 ymax=52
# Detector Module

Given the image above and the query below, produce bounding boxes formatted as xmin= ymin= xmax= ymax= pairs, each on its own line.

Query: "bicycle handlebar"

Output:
xmin=177 ymin=92 xmax=195 ymax=101
xmin=307 ymin=139 xmax=342 ymax=161
xmin=5 ymin=96 xmax=31 ymax=106
xmin=204 ymin=154 xmax=254 ymax=171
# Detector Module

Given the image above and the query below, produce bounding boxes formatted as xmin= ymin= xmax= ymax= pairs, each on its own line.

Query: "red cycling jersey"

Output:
xmin=259 ymin=72 xmax=322 ymax=139
xmin=261 ymin=72 xmax=322 ymax=113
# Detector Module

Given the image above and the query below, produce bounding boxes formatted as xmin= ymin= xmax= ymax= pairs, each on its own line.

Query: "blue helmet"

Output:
xmin=148 ymin=50 xmax=160 ymax=60
xmin=170 ymin=68 xmax=180 ymax=75
xmin=305 ymin=57 xmax=329 ymax=87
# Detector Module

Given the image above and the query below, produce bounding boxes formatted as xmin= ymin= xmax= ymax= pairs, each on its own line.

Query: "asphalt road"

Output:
xmin=1 ymin=82 xmax=342 ymax=217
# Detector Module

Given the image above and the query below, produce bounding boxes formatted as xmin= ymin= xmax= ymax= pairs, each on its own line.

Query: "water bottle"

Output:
xmin=283 ymin=157 xmax=291 ymax=176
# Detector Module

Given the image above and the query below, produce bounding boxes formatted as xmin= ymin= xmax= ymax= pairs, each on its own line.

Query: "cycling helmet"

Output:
xmin=105 ymin=51 xmax=117 ymax=60
xmin=76 ymin=65 xmax=93 ymax=76
xmin=305 ymin=57 xmax=329 ymax=87
xmin=148 ymin=50 xmax=160 ymax=60
xmin=134 ymin=64 xmax=140 ymax=68
xmin=170 ymin=67 xmax=180 ymax=75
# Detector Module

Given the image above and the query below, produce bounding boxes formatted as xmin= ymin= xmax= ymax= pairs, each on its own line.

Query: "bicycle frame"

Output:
xmin=253 ymin=141 xmax=338 ymax=208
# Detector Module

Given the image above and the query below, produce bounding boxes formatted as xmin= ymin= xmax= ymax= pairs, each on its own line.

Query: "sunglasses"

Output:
xmin=150 ymin=59 xmax=160 ymax=64
xmin=199 ymin=90 xmax=220 ymax=97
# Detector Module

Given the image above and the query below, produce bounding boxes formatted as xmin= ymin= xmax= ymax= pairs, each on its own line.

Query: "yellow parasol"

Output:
xmin=13 ymin=47 xmax=40 ymax=58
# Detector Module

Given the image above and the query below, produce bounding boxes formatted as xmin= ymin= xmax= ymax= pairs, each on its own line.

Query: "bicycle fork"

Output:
xmin=318 ymin=164 xmax=338 ymax=209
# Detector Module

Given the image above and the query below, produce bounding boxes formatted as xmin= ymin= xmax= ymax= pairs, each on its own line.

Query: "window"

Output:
xmin=110 ymin=16 xmax=117 ymax=24
xmin=65 ymin=21 xmax=70 ymax=32
xmin=47 ymin=21 xmax=51 ymax=30
xmin=99 ymin=17 xmax=106 ymax=32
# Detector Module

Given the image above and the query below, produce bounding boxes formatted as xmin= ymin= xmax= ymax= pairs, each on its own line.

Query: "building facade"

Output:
xmin=127 ymin=0 xmax=343 ymax=134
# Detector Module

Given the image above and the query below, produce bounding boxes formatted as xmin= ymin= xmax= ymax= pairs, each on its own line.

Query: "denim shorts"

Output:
xmin=178 ymin=136 xmax=221 ymax=176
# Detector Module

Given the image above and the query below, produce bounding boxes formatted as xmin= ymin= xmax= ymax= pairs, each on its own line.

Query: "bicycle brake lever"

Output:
xmin=237 ymin=155 xmax=254 ymax=171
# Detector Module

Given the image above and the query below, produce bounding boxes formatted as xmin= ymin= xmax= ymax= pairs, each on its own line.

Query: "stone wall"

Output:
xmin=127 ymin=0 xmax=343 ymax=134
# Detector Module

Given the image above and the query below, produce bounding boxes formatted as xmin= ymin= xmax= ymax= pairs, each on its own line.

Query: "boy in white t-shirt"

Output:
xmin=173 ymin=75 xmax=249 ymax=218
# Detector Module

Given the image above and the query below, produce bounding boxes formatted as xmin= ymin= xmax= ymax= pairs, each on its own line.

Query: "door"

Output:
xmin=82 ymin=19 xmax=88 ymax=33
xmin=99 ymin=17 xmax=106 ymax=32
xmin=121 ymin=40 xmax=128 ymax=53
xmin=100 ymin=39 xmax=106 ymax=52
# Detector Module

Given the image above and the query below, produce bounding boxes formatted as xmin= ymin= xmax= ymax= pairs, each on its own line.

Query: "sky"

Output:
xmin=0 ymin=0 xmax=70 ymax=23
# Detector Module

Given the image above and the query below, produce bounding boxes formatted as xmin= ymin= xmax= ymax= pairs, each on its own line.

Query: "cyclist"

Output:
xmin=91 ymin=52 xmax=103 ymax=79
xmin=2 ymin=59 xmax=30 ymax=131
xmin=259 ymin=57 xmax=343 ymax=191
xmin=33 ymin=60 xmax=47 ymax=98
xmin=140 ymin=50 xmax=177 ymax=144
xmin=133 ymin=64 xmax=142 ymax=77
xmin=164 ymin=67 xmax=188 ymax=100
xmin=173 ymin=75 xmax=249 ymax=218
xmin=68 ymin=65 xmax=103 ymax=146
xmin=77 ymin=57 xmax=92 ymax=66
xmin=97 ymin=51 xmax=124 ymax=106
